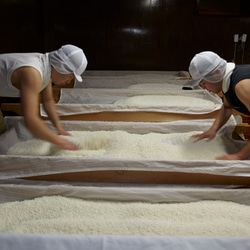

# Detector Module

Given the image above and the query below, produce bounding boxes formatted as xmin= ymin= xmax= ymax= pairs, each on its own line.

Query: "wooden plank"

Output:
xmin=53 ymin=111 xmax=220 ymax=122
xmin=233 ymin=123 xmax=250 ymax=134
xmin=1 ymin=103 xmax=23 ymax=116
xmin=0 ymin=103 xmax=220 ymax=121
xmin=1 ymin=103 xmax=247 ymax=139
xmin=22 ymin=170 xmax=250 ymax=185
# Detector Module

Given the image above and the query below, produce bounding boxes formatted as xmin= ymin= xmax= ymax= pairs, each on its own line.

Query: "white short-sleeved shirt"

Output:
xmin=0 ymin=52 xmax=51 ymax=97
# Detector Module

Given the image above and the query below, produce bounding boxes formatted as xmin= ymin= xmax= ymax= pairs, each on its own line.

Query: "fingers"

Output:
xmin=58 ymin=131 xmax=72 ymax=136
xmin=216 ymin=154 xmax=241 ymax=161
xmin=68 ymin=143 xmax=81 ymax=151
xmin=66 ymin=142 xmax=81 ymax=151
xmin=60 ymin=139 xmax=81 ymax=151
xmin=191 ymin=133 xmax=207 ymax=142
xmin=216 ymin=155 xmax=226 ymax=160
xmin=191 ymin=132 xmax=215 ymax=143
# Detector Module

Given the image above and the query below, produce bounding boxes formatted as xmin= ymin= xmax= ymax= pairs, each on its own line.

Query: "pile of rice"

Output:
xmin=0 ymin=196 xmax=249 ymax=236
xmin=114 ymin=95 xmax=215 ymax=107
xmin=7 ymin=130 xmax=236 ymax=160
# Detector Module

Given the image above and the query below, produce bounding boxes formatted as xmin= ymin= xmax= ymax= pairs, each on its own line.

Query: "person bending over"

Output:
xmin=188 ymin=51 xmax=250 ymax=160
xmin=0 ymin=44 xmax=87 ymax=150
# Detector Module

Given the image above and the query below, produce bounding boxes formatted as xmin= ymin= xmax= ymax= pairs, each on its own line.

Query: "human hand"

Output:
xmin=192 ymin=130 xmax=216 ymax=142
xmin=58 ymin=129 xmax=72 ymax=137
xmin=216 ymin=154 xmax=242 ymax=161
xmin=59 ymin=138 xmax=80 ymax=151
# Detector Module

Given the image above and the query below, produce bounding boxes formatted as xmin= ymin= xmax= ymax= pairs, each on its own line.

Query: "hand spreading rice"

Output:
xmin=7 ymin=130 xmax=237 ymax=160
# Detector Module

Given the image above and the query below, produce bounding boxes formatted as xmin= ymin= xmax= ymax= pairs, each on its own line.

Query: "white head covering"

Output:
xmin=187 ymin=51 xmax=227 ymax=86
xmin=48 ymin=44 xmax=88 ymax=82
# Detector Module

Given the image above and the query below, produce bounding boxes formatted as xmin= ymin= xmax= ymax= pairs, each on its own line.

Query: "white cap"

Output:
xmin=188 ymin=51 xmax=227 ymax=86
xmin=48 ymin=44 xmax=88 ymax=82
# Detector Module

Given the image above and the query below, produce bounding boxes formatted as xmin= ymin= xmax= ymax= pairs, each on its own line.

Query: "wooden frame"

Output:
xmin=1 ymin=103 xmax=250 ymax=139
xmin=1 ymin=85 xmax=250 ymax=186
xmin=22 ymin=170 xmax=250 ymax=186
xmin=1 ymin=102 xmax=219 ymax=122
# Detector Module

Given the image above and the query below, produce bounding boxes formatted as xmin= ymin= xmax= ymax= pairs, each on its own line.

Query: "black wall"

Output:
xmin=0 ymin=0 xmax=250 ymax=71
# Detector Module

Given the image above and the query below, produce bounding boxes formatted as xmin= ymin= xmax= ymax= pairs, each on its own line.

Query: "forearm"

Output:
xmin=210 ymin=104 xmax=232 ymax=133
xmin=42 ymin=99 xmax=64 ymax=132
xmin=24 ymin=115 xmax=65 ymax=146
xmin=233 ymin=141 xmax=250 ymax=160
xmin=217 ymin=141 xmax=250 ymax=160
xmin=23 ymin=114 xmax=79 ymax=150
xmin=17 ymin=72 xmax=77 ymax=150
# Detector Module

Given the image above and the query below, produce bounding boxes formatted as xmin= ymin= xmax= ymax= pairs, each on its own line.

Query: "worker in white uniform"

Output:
xmin=0 ymin=44 xmax=87 ymax=150
xmin=188 ymin=51 xmax=250 ymax=160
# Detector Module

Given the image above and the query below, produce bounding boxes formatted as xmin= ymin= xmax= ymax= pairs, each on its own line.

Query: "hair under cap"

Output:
xmin=48 ymin=44 xmax=88 ymax=82
xmin=188 ymin=51 xmax=227 ymax=86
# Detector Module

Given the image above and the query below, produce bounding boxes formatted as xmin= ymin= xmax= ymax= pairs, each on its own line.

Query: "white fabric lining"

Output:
xmin=0 ymin=180 xmax=250 ymax=249
xmin=1 ymin=117 xmax=249 ymax=180
xmin=0 ymin=180 xmax=249 ymax=205
xmin=74 ymin=70 xmax=190 ymax=89
xmin=49 ymin=88 xmax=222 ymax=116
xmin=1 ymin=233 xmax=250 ymax=250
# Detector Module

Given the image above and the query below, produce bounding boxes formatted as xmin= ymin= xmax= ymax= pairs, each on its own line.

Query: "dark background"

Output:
xmin=0 ymin=0 xmax=250 ymax=71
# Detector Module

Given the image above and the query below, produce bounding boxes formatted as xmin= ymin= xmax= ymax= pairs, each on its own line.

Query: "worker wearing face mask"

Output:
xmin=0 ymin=44 xmax=87 ymax=150
xmin=188 ymin=51 xmax=250 ymax=160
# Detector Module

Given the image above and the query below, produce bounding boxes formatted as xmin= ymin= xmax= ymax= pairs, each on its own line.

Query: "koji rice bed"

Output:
xmin=0 ymin=196 xmax=249 ymax=236
xmin=7 ymin=130 xmax=238 ymax=160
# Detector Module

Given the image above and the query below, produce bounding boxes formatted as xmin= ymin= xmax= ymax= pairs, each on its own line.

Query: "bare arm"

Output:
xmin=208 ymin=100 xmax=233 ymax=135
xmin=217 ymin=79 xmax=250 ymax=160
xmin=41 ymin=83 xmax=70 ymax=136
xmin=193 ymin=100 xmax=233 ymax=141
xmin=13 ymin=67 xmax=79 ymax=150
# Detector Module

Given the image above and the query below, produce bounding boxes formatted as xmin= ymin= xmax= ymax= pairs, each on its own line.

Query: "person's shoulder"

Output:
xmin=0 ymin=53 xmax=16 ymax=61
xmin=13 ymin=66 xmax=41 ymax=83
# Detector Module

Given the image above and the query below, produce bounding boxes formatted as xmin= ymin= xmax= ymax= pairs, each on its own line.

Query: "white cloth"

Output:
xmin=0 ymin=53 xmax=51 ymax=97
xmin=1 ymin=117 xmax=249 ymax=180
xmin=0 ymin=181 xmax=250 ymax=249
xmin=74 ymin=70 xmax=190 ymax=88
xmin=1 ymin=234 xmax=250 ymax=250
xmin=49 ymin=89 xmax=222 ymax=116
